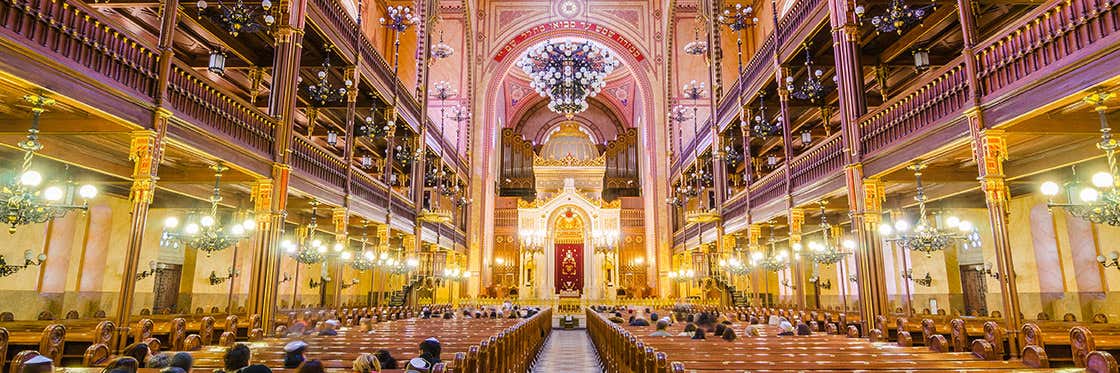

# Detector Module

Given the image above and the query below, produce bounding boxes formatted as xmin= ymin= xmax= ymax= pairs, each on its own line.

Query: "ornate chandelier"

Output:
xmin=160 ymin=164 xmax=255 ymax=254
xmin=591 ymin=228 xmax=619 ymax=255
xmin=854 ymin=0 xmax=935 ymax=35
xmin=759 ymin=225 xmax=790 ymax=272
xmin=720 ymin=255 xmax=754 ymax=275
xmin=303 ymin=45 xmax=352 ymax=107
xmin=1041 ymin=91 xmax=1120 ymax=226
xmin=517 ymin=39 xmax=620 ymax=118
xmin=2 ymin=95 xmax=98 ymax=234
xmin=431 ymin=30 xmax=455 ymax=60
xmin=751 ymin=93 xmax=781 ymax=138
xmin=785 ymin=46 xmax=831 ymax=105
xmin=807 ymin=201 xmax=854 ymax=266
xmin=196 ymin=0 xmax=274 ymax=37
xmin=878 ymin=163 xmax=981 ymax=256
xmin=280 ymin=201 xmax=334 ymax=265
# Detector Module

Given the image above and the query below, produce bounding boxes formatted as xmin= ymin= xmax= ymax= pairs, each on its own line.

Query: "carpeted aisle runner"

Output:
xmin=530 ymin=329 xmax=603 ymax=372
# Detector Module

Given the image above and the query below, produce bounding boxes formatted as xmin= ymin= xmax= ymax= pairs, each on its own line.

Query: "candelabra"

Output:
xmin=591 ymin=228 xmax=619 ymax=255
xmin=208 ymin=267 xmax=240 ymax=286
xmin=2 ymin=94 xmax=98 ymax=234
xmin=1098 ymin=251 xmax=1120 ymax=271
xmin=135 ymin=261 xmax=164 ymax=281
xmin=901 ymin=269 xmax=933 ymax=287
xmin=785 ymin=46 xmax=831 ymax=105
xmin=0 ymin=250 xmax=46 ymax=277
xmin=682 ymin=26 xmax=708 ymax=56
xmin=809 ymin=276 xmax=832 ymax=289
xmin=1041 ymin=91 xmax=1120 ymax=227
xmin=854 ymin=0 xmax=935 ymax=35
xmin=750 ymin=93 xmax=781 ymax=138
xmin=303 ymin=45 xmax=351 ymax=107
xmin=160 ymin=164 xmax=256 ymax=254
xmin=975 ymin=262 xmax=1001 ymax=280
xmin=279 ymin=273 xmax=293 ymax=284
xmin=430 ymin=29 xmax=455 ymax=60
xmin=667 ymin=269 xmax=696 ymax=282
xmin=196 ymin=0 xmax=274 ymax=36
xmin=879 ymin=163 xmax=981 ymax=256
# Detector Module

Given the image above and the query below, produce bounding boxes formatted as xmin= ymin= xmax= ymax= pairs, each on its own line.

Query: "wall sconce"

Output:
xmin=809 ymin=276 xmax=832 ymax=289
xmin=912 ymin=48 xmax=930 ymax=72
xmin=848 ymin=274 xmax=857 ymax=283
xmin=902 ymin=269 xmax=933 ymax=287
xmin=632 ymin=257 xmax=645 ymax=266
xmin=135 ymin=261 xmax=164 ymax=281
xmin=977 ymin=262 xmax=1000 ymax=279
xmin=800 ymin=130 xmax=812 ymax=146
xmin=780 ymin=279 xmax=796 ymax=290
xmin=340 ymin=278 xmax=360 ymax=289
xmin=360 ymin=154 xmax=373 ymax=169
xmin=1099 ymin=251 xmax=1120 ymax=271
xmin=309 ymin=276 xmax=331 ymax=288
xmin=766 ymin=154 xmax=780 ymax=167
xmin=326 ymin=131 xmax=339 ymax=146
xmin=208 ymin=49 xmax=226 ymax=75
xmin=278 ymin=273 xmax=292 ymax=284
xmin=208 ymin=267 xmax=240 ymax=286
xmin=0 ymin=250 xmax=46 ymax=277
xmin=495 ymin=257 xmax=506 ymax=265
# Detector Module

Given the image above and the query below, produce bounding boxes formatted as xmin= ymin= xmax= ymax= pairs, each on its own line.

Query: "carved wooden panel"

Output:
xmin=500 ymin=128 xmax=536 ymax=196
xmin=603 ymin=128 xmax=640 ymax=198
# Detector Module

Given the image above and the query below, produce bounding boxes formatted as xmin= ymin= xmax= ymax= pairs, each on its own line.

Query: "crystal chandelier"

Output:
xmin=0 ymin=250 xmax=46 ymax=277
xmin=280 ymin=201 xmax=333 ymax=265
xmin=719 ymin=254 xmax=754 ymax=275
xmin=1041 ymin=91 xmax=1120 ymax=226
xmin=196 ymin=0 xmax=274 ymax=37
xmin=878 ymin=163 xmax=981 ymax=256
xmin=591 ymin=228 xmax=619 ymax=255
xmin=854 ymin=0 xmax=935 ymax=35
xmin=785 ymin=46 xmax=831 ymax=105
xmin=751 ymin=93 xmax=781 ymax=138
xmin=303 ymin=45 xmax=352 ymax=107
xmin=431 ymin=29 xmax=455 ymax=60
xmin=517 ymin=39 xmax=620 ymax=118
xmin=1 ymin=95 xmax=98 ymax=234
xmin=759 ymin=225 xmax=790 ymax=272
xmin=380 ymin=5 xmax=420 ymax=32
xmin=160 ymin=164 xmax=255 ymax=254
xmin=682 ymin=26 xmax=708 ymax=56
xmin=806 ymin=201 xmax=854 ymax=266
xmin=347 ymin=222 xmax=377 ymax=271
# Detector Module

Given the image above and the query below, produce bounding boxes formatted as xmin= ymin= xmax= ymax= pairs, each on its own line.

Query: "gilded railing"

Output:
xmin=788 ymin=132 xmax=844 ymax=190
xmin=167 ymin=63 xmax=275 ymax=156
xmin=290 ymin=135 xmax=348 ymax=190
xmin=857 ymin=57 xmax=968 ymax=156
xmin=975 ymin=0 xmax=1120 ymax=98
xmin=0 ymin=0 xmax=158 ymax=97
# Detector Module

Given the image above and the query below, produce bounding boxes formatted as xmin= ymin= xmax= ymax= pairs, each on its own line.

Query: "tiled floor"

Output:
xmin=532 ymin=329 xmax=603 ymax=372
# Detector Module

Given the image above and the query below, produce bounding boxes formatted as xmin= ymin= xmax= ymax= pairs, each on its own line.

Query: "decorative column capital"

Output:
xmin=974 ymin=129 xmax=1008 ymax=177
xmin=862 ymin=177 xmax=885 ymax=214
xmin=332 ymin=207 xmax=349 ymax=237
xmin=250 ymin=178 xmax=274 ymax=216
xmin=128 ymin=130 xmax=164 ymax=204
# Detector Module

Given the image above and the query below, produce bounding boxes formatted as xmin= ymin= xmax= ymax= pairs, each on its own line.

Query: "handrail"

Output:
xmin=857 ymin=57 xmax=968 ymax=157
xmin=749 ymin=166 xmax=787 ymax=208
xmin=788 ymin=132 xmax=844 ymax=190
xmin=167 ymin=62 xmax=276 ymax=156
xmin=290 ymin=135 xmax=348 ymax=189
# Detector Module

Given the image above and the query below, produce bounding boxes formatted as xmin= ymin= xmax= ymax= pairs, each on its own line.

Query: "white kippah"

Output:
xmin=283 ymin=340 xmax=308 ymax=352
xmin=25 ymin=355 xmax=52 ymax=365
xmin=424 ymin=337 xmax=440 ymax=344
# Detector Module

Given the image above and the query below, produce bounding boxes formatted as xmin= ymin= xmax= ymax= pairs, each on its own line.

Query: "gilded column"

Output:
xmin=847 ymin=169 xmax=890 ymax=332
xmin=748 ymin=224 xmax=762 ymax=306
xmin=115 ymin=127 xmax=168 ymax=326
xmin=827 ymin=0 xmax=867 ymax=146
xmin=328 ymin=207 xmax=349 ymax=309
xmin=788 ymin=208 xmax=806 ymax=308
xmin=969 ymin=122 xmax=1022 ymax=354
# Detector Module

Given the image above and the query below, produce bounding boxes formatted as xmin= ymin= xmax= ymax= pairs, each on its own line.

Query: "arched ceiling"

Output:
xmin=499 ymin=70 xmax=639 ymax=144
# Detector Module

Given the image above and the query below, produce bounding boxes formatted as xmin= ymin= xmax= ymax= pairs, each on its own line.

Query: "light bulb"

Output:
xmin=242 ymin=219 xmax=256 ymax=231
xmin=165 ymin=217 xmax=180 ymax=228
xmin=78 ymin=185 xmax=97 ymax=199
xmin=842 ymin=239 xmax=856 ymax=249
xmin=341 ymin=251 xmax=352 ymax=260
xmin=380 ymin=252 xmax=389 ymax=260
xmin=1040 ymin=181 xmax=1060 ymax=196
xmin=43 ymin=186 xmax=64 ymax=201
xmin=317 ymin=246 xmax=327 ymax=253
xmin=20 ymin=171 xmax=42 ymax=186
xmin=1092 ymin=172 xmax=1114 ymax=188
xmin=894 ymin=220 xmax=910 ymax=232
xmin=200 ymin=215 xmax=215 ymax=227
xmin=945 ymin=216 xmax=960 ymax=228
xmin=333 ymin=243 xmax=344 ymax=252
xmin=312 ymin=239 xmax=323 ymax=247
xmin=879 ymin=223 xmax=893 ymax=235
xmin=184 ymin=223 xmax=200 ymax=235
xmin=1080 ymin=187 xmax=1100 ymax=202
xmin=959 ymin=221 xmax=974 ymax=232
xmin=364 ymin=251 xmax=375 ymax=260
xmin=231 ymin=224 xmax=245 ymax=235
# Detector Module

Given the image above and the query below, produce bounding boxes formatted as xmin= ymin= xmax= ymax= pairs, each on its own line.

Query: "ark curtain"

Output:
xmin=554 ymin=243 xmax=583 ymax=295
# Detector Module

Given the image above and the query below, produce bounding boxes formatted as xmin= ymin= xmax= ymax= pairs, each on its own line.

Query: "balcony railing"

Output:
xmin=0 ymin=0 xmax=158 ymax=98
xmin=788 ymin=132 xmax=844 ymax=190
xmin=857 ymin=57 xmax=969 ymax=157
xmin=167 ymin=63 xmax=275 ymax=156
xmin=352 ymin=169 xmax=388 ymax=207
xmin=290 ymin=135 xmax=348 ymax=190
xmin=749 ymin=166 xmax=787 ymax=209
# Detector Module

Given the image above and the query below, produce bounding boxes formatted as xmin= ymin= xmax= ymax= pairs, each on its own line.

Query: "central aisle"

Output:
xmin=531 ymin=329 xmax=603 ymax=373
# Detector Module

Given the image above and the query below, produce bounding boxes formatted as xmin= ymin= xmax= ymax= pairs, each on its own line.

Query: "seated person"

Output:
xmin=743 ymin=324 xmax=762 ymax=337
xmin=306 ymin=321 xmax=323 ymax=335
xmin=122 ymin=342 xmax=151 ymax=368
xmin=691 ymin=328 xmax=706 ymax=340
xmin=608 ymin=312 xmax=625 ymax=324
xmin=650 ymin=312 xmax=660 ymax=322
xmin=777 ymin=319 xmax=795 ymax=336
xmin=722 ymin=328 xmax=738 ymax=341
xmin=648 ymin=319 xmax=673 ymax=337
xmin=319 ymin=320 xmax=340 ymax=336
xmin=102 ymin=356 xmax=139 ymax=373
xmin=21 ymin=355 xmax=53 ymax=373
xmin=713 ymin=323 xmax=727 ymax=337
xmin=375 ymin=349 xmax=399 ymax=369
xmin=283 ymin=340 xmax=309 ymax=368
xmin=147 ymin=352 xmax=172 ymax=369
xmin=629 ymin=314 xmax=650 ymax=326
xmin=169 ymin=352 xmax=193 ymax=372
xmin=442 ymin=310 xmax=455 ymax=319
xmin=295 ymin=359 xmax=325 ymax=373
xmin=405 ymin=338 xmax=442 ymax=373
xmin=678 ymin=323 xmax=698 ymax=337
xmin=796 ymin=322 xmax=813 ymax=336
xmin=357 ymin=317 xmax=374 ymax=333
xmin=222 ymin=343 xmax=270 ymax=373
xmin=287 ymin=320 xmax=308 ymax=335
xmin=352 ymin=353 xmax=381 ymax=373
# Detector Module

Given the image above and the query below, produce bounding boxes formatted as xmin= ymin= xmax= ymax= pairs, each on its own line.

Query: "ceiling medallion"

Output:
xmin=517 ymin=40 xmax=620 ymax=118
xmin=557 ymin=0 xmax=581 ymax=18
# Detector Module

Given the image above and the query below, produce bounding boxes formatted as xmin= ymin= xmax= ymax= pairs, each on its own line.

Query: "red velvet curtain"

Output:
xmin=555 ymin=243 xmax=583 ymax=295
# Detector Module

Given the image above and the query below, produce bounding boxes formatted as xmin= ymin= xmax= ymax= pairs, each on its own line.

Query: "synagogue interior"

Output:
xmin=0 ymin=0 xmax=1118 ymax=370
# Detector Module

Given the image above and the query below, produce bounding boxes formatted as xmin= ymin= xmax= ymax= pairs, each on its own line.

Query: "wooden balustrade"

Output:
xmin=749 ymin=167 xmax=788 ymax=208
xmin=975 ymin=0 xmax=1120 ymax=98
xmin=351 ymin=170 xmax=389 ymax=208
xmin=776 ymin=0 xmax=824 ymax=48
xmin=290 ymin=135 xmax=348 ymax=190
xmin=858 ymin=58 xmax=969 ymax=157
xmin=167 ymin=63 xmax=275 ymax=156
xmin=0 ymin=0 xmax=158 ymax=97
xmin=307 ymin=0 xmax=361 ymax=59
xmin=788 ymin=132 xmax=844 ymax=190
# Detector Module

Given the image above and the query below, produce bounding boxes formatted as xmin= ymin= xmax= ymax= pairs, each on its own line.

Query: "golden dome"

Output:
xmin=539 ymin=122 xmax=600 ymax=161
